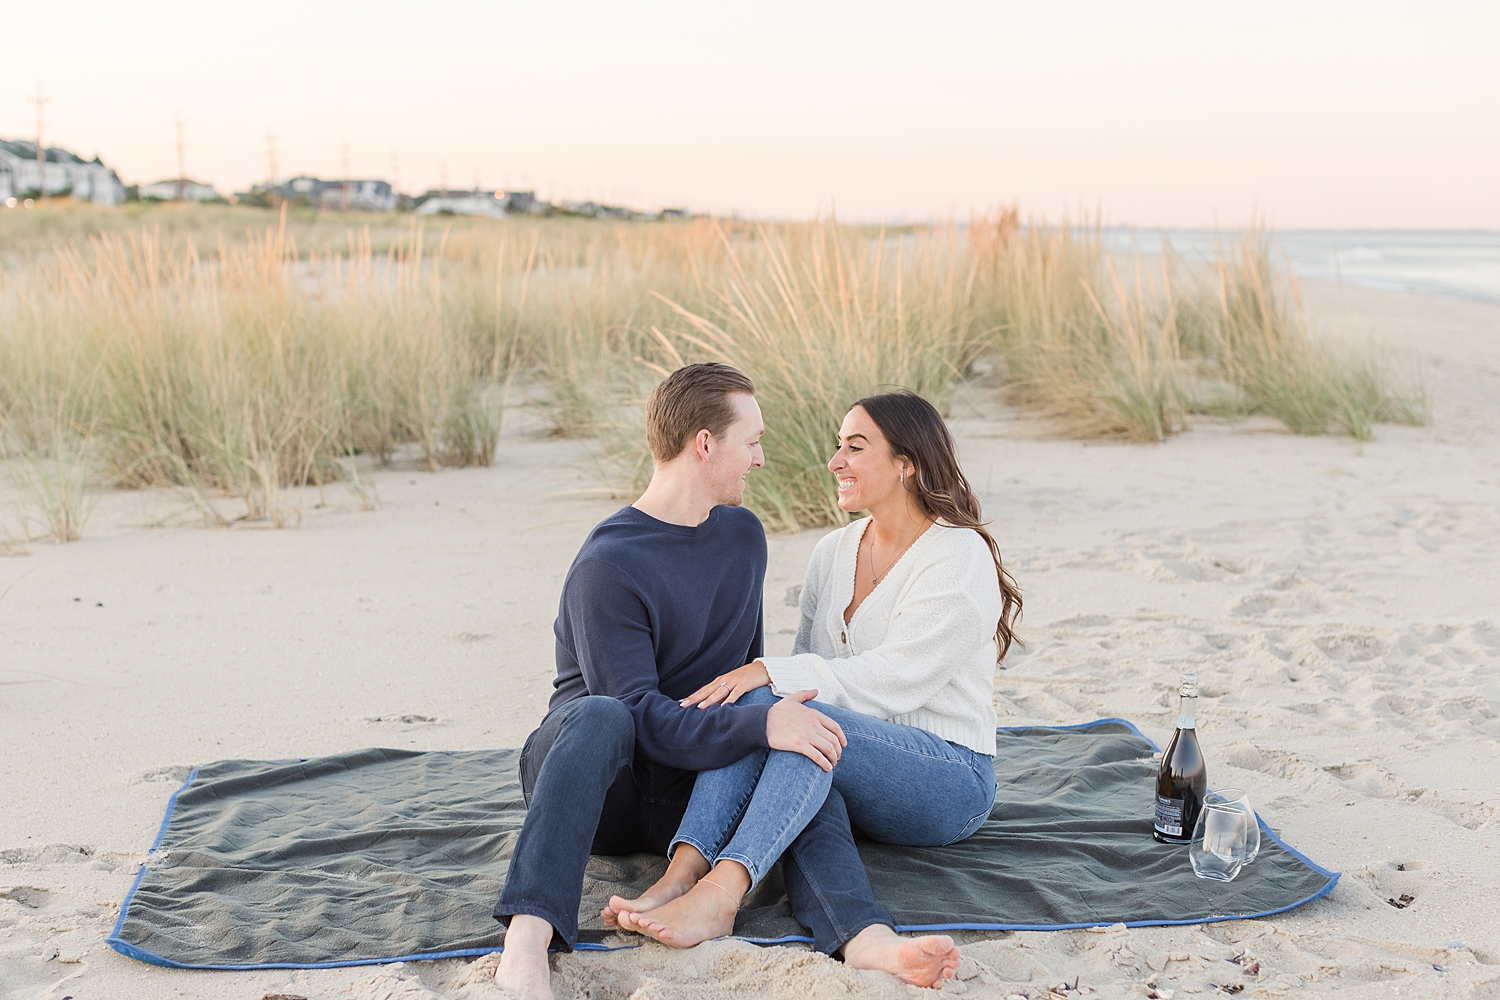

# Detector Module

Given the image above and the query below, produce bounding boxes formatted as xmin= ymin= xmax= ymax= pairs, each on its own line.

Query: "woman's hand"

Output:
xmin=680 ymin=661 xmax=771 ymax=709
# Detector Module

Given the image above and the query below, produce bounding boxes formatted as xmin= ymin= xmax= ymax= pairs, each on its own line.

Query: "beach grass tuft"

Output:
xmin=1177 ymin=233 xmax=1429 ymax=440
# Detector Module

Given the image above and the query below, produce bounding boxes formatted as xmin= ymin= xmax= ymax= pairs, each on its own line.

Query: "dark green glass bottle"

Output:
xmin=1153 ymin=672 xmax=1207 ymax=844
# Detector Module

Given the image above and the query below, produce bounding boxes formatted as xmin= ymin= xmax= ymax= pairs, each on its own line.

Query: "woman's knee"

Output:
xmin=737 ymin=685 xmax=778 ymax=707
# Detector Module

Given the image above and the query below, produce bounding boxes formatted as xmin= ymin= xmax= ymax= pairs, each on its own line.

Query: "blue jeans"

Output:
xmin=491 ymin=693 xmax=905 ymax=954
xmin=493 ymin=696 xmax=696 ymax=950
xmin=673 ymin=688 xmax=997 ymax=948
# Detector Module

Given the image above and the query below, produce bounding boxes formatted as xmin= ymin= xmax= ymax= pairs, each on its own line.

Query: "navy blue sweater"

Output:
xmin=550 ymin=504 xmax=771 ymax=772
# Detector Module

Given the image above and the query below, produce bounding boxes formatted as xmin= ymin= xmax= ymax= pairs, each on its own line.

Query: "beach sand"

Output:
xmin=2 ymin=280 xmax=1497 ymax=999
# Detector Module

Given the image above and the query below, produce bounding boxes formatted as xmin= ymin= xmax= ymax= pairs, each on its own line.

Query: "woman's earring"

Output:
xmin=900 ymin=470 xmax=907 ymax=483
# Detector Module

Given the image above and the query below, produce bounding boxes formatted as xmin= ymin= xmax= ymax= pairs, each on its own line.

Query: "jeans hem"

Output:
xmin=669 ymin=835 xmax=715 ymax=865
xmin=714 ymin=851 xmax=764 ymax=888
xmin=491 ymin=903 xmax=578 ymax=952
xmin=827 ymin=917 xmax=894 ymax=956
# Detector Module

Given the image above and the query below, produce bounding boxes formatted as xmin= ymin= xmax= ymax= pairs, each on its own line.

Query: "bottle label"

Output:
xmin=1154 ymin=795 xmax=1185 ymax=837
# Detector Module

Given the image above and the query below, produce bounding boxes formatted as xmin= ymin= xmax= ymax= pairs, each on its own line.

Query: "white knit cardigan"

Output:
xmin=760 ymin=517 xmax=1002 ymax=755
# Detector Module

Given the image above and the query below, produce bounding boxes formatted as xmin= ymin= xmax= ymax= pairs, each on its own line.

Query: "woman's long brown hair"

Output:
xmin=853 ymin=391 xmax=1023 ymax=661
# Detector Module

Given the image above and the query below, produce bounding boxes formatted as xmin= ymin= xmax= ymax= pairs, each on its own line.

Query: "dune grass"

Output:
xmin=1176 ymin=234 xmax=1429 ymax=440
xmin=0 ymin=204 xmax=1429 ymax=539
xmin=0 ymin=213 xmax=505 ymax=527
xmin=633 ymin=222 xmax=979 ymax=530
xmin=970 ymin=218 xmax=1188 ymax=442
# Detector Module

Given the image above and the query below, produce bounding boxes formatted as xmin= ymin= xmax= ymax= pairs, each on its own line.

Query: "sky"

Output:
xmin=4 ymin=1 xmax=1498 ymax=228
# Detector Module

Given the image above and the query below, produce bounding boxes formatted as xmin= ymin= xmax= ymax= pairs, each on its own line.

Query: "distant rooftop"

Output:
xmin=0 ymin=138 xmax=103 ymax=165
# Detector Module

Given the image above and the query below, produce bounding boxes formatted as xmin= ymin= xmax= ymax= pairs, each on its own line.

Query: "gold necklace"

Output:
xmin=868 ymin=530 xmax=917 ymax=585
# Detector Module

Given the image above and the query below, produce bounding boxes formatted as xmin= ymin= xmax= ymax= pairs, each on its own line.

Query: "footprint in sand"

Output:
xmin=1322 ymin=762 xmax=1496 ymax=829
xmin=1313 ymin=633 xmax=1386 ymax=663
xmin=0 ymin=886 xmax=53 ymax=909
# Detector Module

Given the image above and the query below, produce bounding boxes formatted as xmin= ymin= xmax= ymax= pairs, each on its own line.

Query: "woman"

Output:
xmin=608 ymin=390 xmax=1022 ymax=981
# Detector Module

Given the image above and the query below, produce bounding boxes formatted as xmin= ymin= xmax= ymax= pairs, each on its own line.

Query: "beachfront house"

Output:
xmin=234 ymin=176 xmax=400 ymax=211
xmin=279 ymin=176 xmax=399 ymax=211
xmin=413 ymin=189 xmax=511 ymax=219
xmin=0 ymin=138 xmax=127 ymax=205
xmin=506 ymin=190 xmax=544 ymax=215
xmin=138 ymin=178 xmax=222 ymax=202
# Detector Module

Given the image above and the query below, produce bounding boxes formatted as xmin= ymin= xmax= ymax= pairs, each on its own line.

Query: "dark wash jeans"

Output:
xmin=492 ymin=696 xmax=692 ymax=949
xmin=492 ymin=694 xmax=891 ymax=954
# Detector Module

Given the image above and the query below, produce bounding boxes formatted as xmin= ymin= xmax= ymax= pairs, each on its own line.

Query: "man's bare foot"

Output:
xmin=494 ymin=914 xmax=555 ymax=1000
xmin=603 ymin=844 xmax=711 ymax=928
xmin=841 ymin=924 xmax=961 ymax=988
xmin=616 ymin=861 xmax=748 ymax=948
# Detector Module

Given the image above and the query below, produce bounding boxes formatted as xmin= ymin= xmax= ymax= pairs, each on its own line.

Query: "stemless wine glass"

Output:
xmin=1210 ymin=788 xmax=1261 ymax=865
xmin=1189 ymin=799 xmax=1251 ymax=881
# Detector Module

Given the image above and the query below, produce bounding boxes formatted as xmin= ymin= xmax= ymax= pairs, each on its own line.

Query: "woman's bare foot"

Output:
xmin=841 ymin=924 xmax=961 ymax=988
xmin=494 ymin=914 xmax=555 ymax=1000
xmin=616 ymin=861 xmax=748 ymax=947
xmin=602 ymin=844 xmax=711 ymax=928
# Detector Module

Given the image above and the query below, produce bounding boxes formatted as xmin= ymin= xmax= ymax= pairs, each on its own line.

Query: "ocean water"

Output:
xmin=1102 ymin=230 xmax=1500 ymax=305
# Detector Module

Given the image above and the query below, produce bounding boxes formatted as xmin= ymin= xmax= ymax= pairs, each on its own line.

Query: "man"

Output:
xmin=493 ymin=363 xmax=960 ymax=999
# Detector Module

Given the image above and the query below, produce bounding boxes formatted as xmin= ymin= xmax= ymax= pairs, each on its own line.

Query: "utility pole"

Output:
xmin=28 ymin=82 xmax=50 ymax=200
xmin=340 ymin=139 xmax=351 ymax=212
xmin=390 ymin=151 xmax=402 ymax=210
xmin=266 ymin=127 xmax=280 ymax=207
xmin=439 ymin=158 xmax=448 ymax=200
xmin=174 ymin=111 xmax=188 ymax=201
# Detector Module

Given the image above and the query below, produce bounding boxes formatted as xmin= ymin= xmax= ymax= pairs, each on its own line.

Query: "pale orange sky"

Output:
xmin=5 ymin=1 xmax=1498 ymax=227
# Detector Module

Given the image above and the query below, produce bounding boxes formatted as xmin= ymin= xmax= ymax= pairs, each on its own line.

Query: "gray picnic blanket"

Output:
xmin=107 ymin=720 xmax=1337 ymax=969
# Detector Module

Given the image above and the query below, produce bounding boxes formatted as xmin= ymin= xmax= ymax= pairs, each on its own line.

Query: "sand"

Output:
xmin=2 ymin=280 xmax=1498 ymax=1000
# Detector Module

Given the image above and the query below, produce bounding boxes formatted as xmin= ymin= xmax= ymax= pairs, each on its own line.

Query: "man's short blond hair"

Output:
xmin=645 ymin=363 xmax=757 ymax=462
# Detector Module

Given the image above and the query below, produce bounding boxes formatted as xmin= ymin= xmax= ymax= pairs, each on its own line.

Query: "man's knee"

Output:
xmin=565 ymin=695 xmax=634 ymax=747
xmin=525 ymin=697 xmax=634 ymax=796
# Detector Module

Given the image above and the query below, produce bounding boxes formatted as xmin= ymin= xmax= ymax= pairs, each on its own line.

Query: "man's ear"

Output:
xmin=693 ymin=428 xmax=714 ymax=462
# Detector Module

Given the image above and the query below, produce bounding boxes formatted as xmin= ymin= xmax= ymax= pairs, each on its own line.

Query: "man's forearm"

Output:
xmin=628 ymin=696 xmax=772 ymax=771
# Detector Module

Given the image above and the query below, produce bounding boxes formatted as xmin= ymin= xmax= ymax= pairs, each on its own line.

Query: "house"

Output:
xmin=237 ymin=176 xmax=400 ymax=211
xmin=271 ymin=176 xmax=399 ymax=211
xmin=413 ymin=189 xmax=511 ymax=219
xmin=0 ymin=138 xmax=126 ymax=205
xmin=505 ymin=190 xmax=544 ymax=215
xmin=556 ymin=199 xmax=659 ymax=221
xmin=139 ymin=178 xmax=222 ymax=202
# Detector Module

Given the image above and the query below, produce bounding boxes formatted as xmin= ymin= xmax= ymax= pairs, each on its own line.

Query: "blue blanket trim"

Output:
xmin=105 ymin=720 xmax=1337 ymax=968
xmin=104 ymin=939 xmax=616 ymax=971
xmin=107 ymin=765 xmax=200 ymax=949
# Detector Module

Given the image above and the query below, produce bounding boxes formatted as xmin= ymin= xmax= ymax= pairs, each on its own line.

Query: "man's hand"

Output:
xmin=680 ymin=661 xmax=770 ymax=708
xmin=766 ymin=690 xmax=847 ymax=771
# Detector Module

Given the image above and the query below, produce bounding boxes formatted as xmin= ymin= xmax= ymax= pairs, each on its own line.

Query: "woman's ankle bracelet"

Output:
xmin=697 ymin=876 xmax=743 ymax=903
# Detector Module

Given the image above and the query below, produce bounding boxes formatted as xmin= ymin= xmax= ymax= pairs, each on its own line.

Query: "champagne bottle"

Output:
xmin=1153 ymin=671 xmax=1208 ymax=844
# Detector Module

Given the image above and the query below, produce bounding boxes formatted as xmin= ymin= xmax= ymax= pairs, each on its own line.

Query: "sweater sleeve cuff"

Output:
xmin=761 ymin=654 xmax=823 ymax=698
xmin=731 ymin=701 xmax=772 ymax=751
